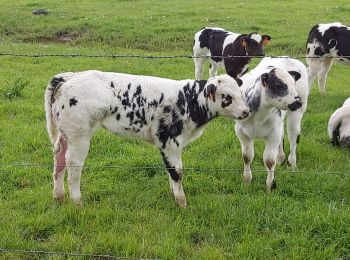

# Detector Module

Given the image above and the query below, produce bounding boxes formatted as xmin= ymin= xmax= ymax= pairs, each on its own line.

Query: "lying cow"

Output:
xmin=193 ymin=27 xmax=271 ymax=80
xmin=328 ymin=97 xmax=350 ymax=147
xmin=306 ymin=22 xmax=350 ymax=94
xmin=45 ymin=71 xmax=249 ymax=207
xmin=234 ymin=57 xmax=307 ymax=191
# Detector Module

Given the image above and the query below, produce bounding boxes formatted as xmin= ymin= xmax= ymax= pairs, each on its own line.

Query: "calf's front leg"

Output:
xmin=160 ymin=147 xmax=186 ymax=207
xmin=263 ymin=136 xmax=280 ymax=192
xmin=236 ymin=127 xmax=254 ymax=184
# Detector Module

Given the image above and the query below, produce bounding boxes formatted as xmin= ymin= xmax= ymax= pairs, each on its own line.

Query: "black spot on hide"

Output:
xmin=50 ymin=77 xmax=65 ymax=103
xmin=314 ymin=47 xmax=324 ymax=56
xmin=263 ymin=70 xmax=289 ymax=98
xmin=331 ymin=122 xmax=341 ymax=146
xmin=271 ymin=180 xmax=277 ymax=190
xmin=69 ymin=97 xmax=78 ymax=107
xmin=161 ymin=151 xmax=181 ymax=182
xmin=221 ymin=94 xmax=233 ymax=108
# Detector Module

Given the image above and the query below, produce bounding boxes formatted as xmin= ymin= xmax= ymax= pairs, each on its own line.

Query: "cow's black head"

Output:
xmin=241 ymin=33 xmax=271 ymax=57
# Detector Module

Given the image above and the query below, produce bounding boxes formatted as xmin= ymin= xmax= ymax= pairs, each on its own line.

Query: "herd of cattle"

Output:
xmin=44 ymin=22 xmax=350 ymax=207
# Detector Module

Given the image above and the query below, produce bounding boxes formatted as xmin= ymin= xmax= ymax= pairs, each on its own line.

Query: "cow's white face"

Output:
xmin=261 ymin=68 xmax=302 ymax=111
xmin=205 ymin=75 xmax=250 ymax=120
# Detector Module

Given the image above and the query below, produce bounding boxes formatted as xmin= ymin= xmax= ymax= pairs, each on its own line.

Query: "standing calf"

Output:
xmin=328 ymin=97 xmax=350 ymax=147
xmin=45 ymin=71 xmax=249 ymax=207
xmin=234 ymin=57 xmax=307 ymax=191
xmin=193 ymin=27 xmax=271 ymax=80
xmin=306 ymin=22 xmax=350 ymax=94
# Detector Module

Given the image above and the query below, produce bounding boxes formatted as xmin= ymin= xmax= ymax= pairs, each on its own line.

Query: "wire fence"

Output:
xmin=0 ymin=52 xmax=349 ymax=60
xmin=1 ymin=52 xmax=349 ymax=174
xmin=0 ymin=50 xmax=349 ymax=176
xmin=0 ymin=162 xmax=349 ymax=175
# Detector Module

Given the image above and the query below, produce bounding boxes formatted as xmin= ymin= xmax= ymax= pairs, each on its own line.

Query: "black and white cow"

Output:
xmin=328 ymin=97 xmax=350 ymax=147
xmin=234 ymin=57 xmax=308 ymax=191
xmin=306 ymin=22 xmax=350 ymax=94
xmin=45 ymin=71 xmax=249 ymax=207
xmin=193 ymin=27 xmax=271 ymax=80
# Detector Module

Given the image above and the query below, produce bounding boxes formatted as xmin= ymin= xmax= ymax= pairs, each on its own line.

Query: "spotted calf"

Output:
xmin=306 ymin=22 xmax=350 ymax=94
xmin=234 ymin=57 xmax=307 ymax=191
xmin=45 ymin=70 xmax=249 ymax=207
xmin=193 ymin=27 xmax=271 ymax=80
xmin=328 ymin=97 xmax=350 ymax=148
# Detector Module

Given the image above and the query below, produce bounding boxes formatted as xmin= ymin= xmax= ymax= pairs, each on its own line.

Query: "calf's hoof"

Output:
xmin=71 ymin=197 xmax=83 ymax=207
xmin=243 ymin=174 xmax=252 ymax=184
xmin=266 ymin=180 xmax=277 ymax=192
xmin=53 ymin=192 xmax=64 ymax=203
xmin=277 ymin=154 xmax=286 ymax=165
xmin=175 ymin=196 xmax=187 ymax=208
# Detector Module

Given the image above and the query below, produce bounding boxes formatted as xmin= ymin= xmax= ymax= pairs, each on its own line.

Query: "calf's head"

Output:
xmin=204 ymin=75 xmax=249 ymax=120
xmin=260 ymin=68 xmax=302 ymax=111
xmin=241 ymin=33 xmax=271 ymax=57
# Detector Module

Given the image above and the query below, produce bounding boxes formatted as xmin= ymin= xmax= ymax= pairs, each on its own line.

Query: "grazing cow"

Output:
xmin=234 ymin=57 xmax=307 ymax=191
xmin=328 ymin=97 xmax=350 ymax=147
xmin=193 ymin=27 xmax=271 ymax=80
xmin=306 ymin=22 xmax=350 ymax=94
xmin=45 ymin=70 xmax=250 ymax=207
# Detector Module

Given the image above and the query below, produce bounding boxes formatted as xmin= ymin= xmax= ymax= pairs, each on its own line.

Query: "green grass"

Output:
xmin=1 ymin=0 xmax=350 ymax=259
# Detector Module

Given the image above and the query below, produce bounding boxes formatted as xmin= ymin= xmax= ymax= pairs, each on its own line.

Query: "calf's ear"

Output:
xmin=233 ymin=78 xmax=243 ymax=87
xmin=288 ymin=71 xmax=301 ymax=81
xmin=241 ymin=36 xmax=248 ymax=47
xmin=261 ymin=73 xmax=269 ymax=87
xmin=205 ymin=84 xmax=217 ymax=101
xmin=262 ymin=35 xmax=271 ymax=45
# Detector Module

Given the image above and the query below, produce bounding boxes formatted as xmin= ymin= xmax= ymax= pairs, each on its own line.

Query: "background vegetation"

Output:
xmin=0 ymin=0 xmax=349 ymax=258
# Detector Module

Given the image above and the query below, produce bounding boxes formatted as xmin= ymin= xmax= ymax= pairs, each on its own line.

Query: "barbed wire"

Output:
xmin=0 ymin=162 xmax=349 ymax=175
xmin=0 ymin=248 xmax=157 ymax=259
xmin=0 ymin=52 xmax=348 ymax=60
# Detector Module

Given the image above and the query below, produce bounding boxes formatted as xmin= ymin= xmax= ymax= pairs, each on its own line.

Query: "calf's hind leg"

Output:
xmin=65 ymin=134 xmax=91 ymax=206
xmin=53 ymin=134 xmax=68 ymax=202
xmin=317 ymin=57 xmax=333 ymax=94
xmin=194 ymin=57 xmax=206 ymax=81
xmin=286 ymin=109 xmax=305 ymax=169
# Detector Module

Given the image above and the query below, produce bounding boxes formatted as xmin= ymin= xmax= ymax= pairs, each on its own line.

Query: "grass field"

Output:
xmin=1 ymin=0 xmax=350 ymax=258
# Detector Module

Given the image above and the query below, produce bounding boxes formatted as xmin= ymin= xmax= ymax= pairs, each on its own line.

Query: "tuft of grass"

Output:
xmin=1 ymin=78 xmax=30 ymax=100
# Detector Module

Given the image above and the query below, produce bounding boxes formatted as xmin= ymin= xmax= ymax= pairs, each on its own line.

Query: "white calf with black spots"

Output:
xmin=234 ymin=57 xmax=307 ymax=191
xmin=257 ymin=57 xmax=309 ymax=168
xmin=193 ymin=27 xmax=271 ymax=80
xmin=306 ymin=22 xmax=350 ymax=94
xmin=328 ymin=97 xmax=350 ymax=148
xmin=45 ymin=70 xmax=249 ymax=207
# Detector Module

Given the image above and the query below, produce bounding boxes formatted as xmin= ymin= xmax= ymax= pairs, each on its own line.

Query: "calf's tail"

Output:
xmin=44 ymin=72 xmax=76 ymax=145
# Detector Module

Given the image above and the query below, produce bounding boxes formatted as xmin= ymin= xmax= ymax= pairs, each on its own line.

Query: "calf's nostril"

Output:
xmin=242 ymin=110 xmax=249 ymax=118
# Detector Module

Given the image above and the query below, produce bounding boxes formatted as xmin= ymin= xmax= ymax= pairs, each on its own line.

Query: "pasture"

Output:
xmin=0 ymin=0 xmax=350 ymax=258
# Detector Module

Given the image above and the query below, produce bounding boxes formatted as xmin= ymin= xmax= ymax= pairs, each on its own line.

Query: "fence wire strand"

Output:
xmin=0 ymin=52 xmax=349 ymax=60
xmin=0 ymin=162 xmax=349 ymax=175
